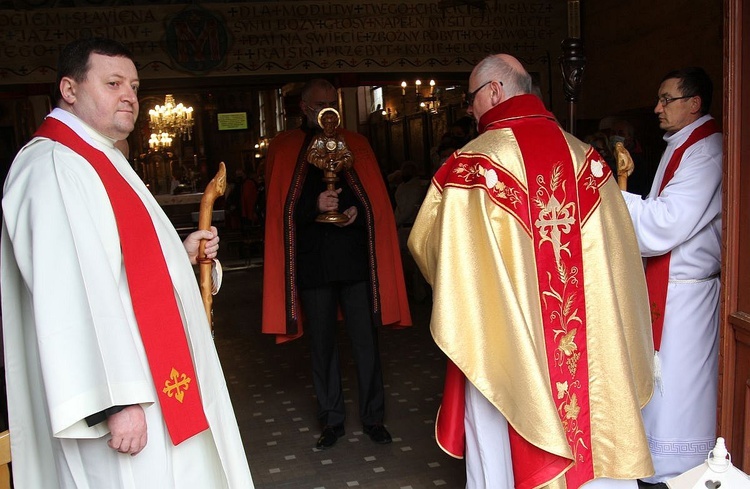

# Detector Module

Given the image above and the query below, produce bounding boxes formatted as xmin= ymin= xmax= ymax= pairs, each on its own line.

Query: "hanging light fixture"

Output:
xmin=148 ymin=94 xmax=194 ymax=149
xmin=148 ymin=132 xmax=173 ymax=150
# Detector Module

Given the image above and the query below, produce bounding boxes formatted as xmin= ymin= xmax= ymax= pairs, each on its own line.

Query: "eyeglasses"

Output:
xmin=656 ymin=95 xmax=694 ymax=107
xmin=465 ymin=80 xmax=502 ymax=106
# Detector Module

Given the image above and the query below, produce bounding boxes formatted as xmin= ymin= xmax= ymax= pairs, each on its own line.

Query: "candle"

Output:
xmin=430 ymin=79 xmax=436 ymax=95
xmin=415 ymin=79 xmax=421 ymax=95
xmin=401 ymin=81 xmax=407 ymax=96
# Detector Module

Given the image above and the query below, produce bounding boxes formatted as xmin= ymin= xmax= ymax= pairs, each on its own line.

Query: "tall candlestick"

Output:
xmin=567 ymin=0 xmax=581 ymax=38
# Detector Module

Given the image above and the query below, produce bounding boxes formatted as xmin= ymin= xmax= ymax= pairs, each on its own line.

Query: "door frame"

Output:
xmin=719 ymin=0 xmax=750 ymax=469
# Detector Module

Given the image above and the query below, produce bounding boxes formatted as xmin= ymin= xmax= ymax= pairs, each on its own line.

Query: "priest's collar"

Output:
xmin=477 ymin=94 xmax=556 ymax=134
xmin=663 ymin=113 xmax=714 ymax=141
xmin=47 ymin=108 xmax=117 ymax=148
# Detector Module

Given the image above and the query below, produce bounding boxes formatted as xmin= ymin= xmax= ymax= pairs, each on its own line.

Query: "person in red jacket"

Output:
xmin=262 ymin=79 xmax=411 ymax=450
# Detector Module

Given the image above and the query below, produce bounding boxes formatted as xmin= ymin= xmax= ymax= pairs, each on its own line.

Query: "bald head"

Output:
xmin=301 ymin=78 xmax=336 ymax=103
xmin=497 ymin=54 xmax=525 ymax=73
xmin=472 ymin=54 xmax=532 ymax=99
xmin=466 ymin=53 xmax=533 ymax=123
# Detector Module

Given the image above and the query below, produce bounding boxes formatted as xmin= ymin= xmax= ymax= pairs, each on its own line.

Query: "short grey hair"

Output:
xmin=300 ymin=78 xmax=336 ymax=103
xmin=473 ymin=54 xmax=532 ymax=98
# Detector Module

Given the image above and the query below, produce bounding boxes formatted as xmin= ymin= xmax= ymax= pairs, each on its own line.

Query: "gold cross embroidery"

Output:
xmin=163 ymin=368 xmax=192 ymax=403
xmin=535 ymin=193 xmax=576 ymax=266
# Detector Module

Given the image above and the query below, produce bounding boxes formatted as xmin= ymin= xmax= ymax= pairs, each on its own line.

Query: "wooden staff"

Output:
xmin=613 ymin=141 xmax=633 ymax=191
xmin=197 ymin=161 xmax=227 ymax=333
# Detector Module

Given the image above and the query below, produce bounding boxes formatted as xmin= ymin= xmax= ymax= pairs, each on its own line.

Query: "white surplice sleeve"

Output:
xmin=2 ymin=139 xmax=155 ymax=439
xmin=621 ymin=134 xmax=722 ymax=258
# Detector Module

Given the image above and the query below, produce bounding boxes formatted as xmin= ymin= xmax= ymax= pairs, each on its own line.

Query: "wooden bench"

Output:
xmin=0 ymin=430 xmax=10 ymax=489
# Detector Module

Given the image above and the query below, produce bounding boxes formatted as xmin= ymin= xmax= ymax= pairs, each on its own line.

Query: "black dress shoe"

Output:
xmin=316 ymin=425 xmax=343 ymax=449
xmin=637 ymin=481 xmax=668 ymax=489
xmin=363 ymin=424 xmax=392 ymax=444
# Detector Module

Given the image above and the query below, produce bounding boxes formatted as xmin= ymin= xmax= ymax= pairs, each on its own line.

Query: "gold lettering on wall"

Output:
xmin=0 ymin=1 xmax=564 ymax=84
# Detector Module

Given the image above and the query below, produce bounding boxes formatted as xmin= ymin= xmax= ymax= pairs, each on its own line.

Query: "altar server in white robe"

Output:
xmin=1 ymin=38 xmax=255 ymax=488
xmin=620 ymin=67 xmax=722 ymax=485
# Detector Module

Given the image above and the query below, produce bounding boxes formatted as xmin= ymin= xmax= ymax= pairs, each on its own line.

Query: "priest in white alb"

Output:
xmin=621 ymin=67 xmax=722 ymax=485
xmin=1 ymin=38 xmax=255 ymax=488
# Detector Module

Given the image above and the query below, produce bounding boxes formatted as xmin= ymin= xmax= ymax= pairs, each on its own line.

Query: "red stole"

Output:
xmin=645 ymin=119 xmax=720 ymax=350
xmin=512 ymin=118 xmax=593 ymax=488
xmin=34 ymin=117 xmax=208 ymax=445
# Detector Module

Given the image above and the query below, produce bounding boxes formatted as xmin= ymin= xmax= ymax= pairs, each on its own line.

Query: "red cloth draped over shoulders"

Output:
xmin=262 ymin=128 xmax=411 ymax=342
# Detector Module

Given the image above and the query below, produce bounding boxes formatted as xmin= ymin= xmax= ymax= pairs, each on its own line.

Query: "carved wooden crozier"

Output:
xmin=198 ymin=161 xmax=226 ymax=333
xmin=614 ymin=141 xmax=633 ymax=191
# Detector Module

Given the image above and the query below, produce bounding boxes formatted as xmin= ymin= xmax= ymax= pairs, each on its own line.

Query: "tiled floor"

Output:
xmin=212 ymin=265 xmax=466 ymax=489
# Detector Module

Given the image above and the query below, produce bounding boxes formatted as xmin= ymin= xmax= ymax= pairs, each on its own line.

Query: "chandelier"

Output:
xmin=399 ymin=79 xmax=440 ymax=113
xmin=148 ymin=94 xmax=194 ymax=149
xmin=148 ymin=132 xmax=173 ymax=150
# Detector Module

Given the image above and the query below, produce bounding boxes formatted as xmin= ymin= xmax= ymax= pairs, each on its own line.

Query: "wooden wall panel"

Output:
xmin=730 ymin=317 xmax=750 ymax=468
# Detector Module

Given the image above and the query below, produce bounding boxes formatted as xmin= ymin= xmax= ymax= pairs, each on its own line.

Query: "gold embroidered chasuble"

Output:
xmin=408 ymin=95 xmax=654 ymax=487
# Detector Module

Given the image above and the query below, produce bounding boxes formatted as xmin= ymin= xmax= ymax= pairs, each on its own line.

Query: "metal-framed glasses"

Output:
xmin=657 ymin=95 xmax=694 ymax=106
xmin=465 ymin=80 xmax=502 ymax=106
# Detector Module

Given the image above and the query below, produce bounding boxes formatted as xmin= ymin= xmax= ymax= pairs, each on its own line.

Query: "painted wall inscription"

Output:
xmin=0 ymin=1 xmax=564 ymax=84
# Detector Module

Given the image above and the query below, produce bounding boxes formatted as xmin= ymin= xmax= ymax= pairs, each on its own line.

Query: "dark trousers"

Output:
xmin=299 ymin=281 xmax=385 ymax=428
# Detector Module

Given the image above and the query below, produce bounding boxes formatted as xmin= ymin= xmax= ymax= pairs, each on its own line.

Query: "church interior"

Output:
xmin=1 ymin=0 xmax=749 ymax=487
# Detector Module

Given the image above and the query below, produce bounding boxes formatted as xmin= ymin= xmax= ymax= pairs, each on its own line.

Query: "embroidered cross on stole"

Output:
xmin=511 ymin=120 xmax=598 ymax=488
xmin=434 ymin=119 xmax=612 ymax=488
